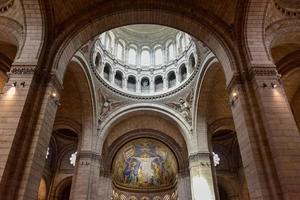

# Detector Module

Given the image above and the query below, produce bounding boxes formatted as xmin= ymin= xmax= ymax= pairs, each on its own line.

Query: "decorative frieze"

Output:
xmin=248 ymin=66 xmax=278 ymax=78
xmin=9 ymin=66 xmax=36 ymax=75
xmin=77 ymin=151 xmax=101 ymax=161
xmin=188 ymin=152 xmax=211 ymax=167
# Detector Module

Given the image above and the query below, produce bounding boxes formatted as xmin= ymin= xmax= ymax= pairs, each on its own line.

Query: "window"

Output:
xmin=127 ymin=76 xmax=136 ymax=92
xmin=117 ymin=43 xmax=124 ymax=60
xmin=155 ymin=76 xmax=163 ymax=92
xmin=141 ymin=77 xmax=150 ymax=92
xmin=103 ymin=64 xmax=111 ymax=81
xmin=141 ymin=49 xmax=151 ymax=66
xmin=179 ymin=64 xmax=187 ymax=82
xmin=128 ymin=48 xmax=137 ymax=65
xmin=168 ymin=44 xmax=175 ymax=61
xmin=114 ymin=71 xmax=123 ymax=88
xmin=69 ymin=152 xmax=77 ymax=167
xmin=154 ymin=48 xmax=163 ymax=65
xmin=105 ymin=35 xmax=112 ymax=51
xmin=167 ymin=71 xmax=176 ymax=88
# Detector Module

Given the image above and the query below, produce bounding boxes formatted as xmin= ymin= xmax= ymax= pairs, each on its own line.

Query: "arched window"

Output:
xmin=167 ymin=71 xmax=176 ymax=88
xmin=116 ymin=43 xmax=124 ymax=60
xmin=180 ymin=36 xmax=185 ymax=51
xmin=168 ymin=43 xmax=175 ymax=61
xmin=154 ymin=76 xmax=163 ymax=92
xmin=127 ymin=76 xmax=136 ymax=92
xmin=141 ymin=77 xmax=150 ymax=93
xmin=103 ymin=64 xmax=111 ymax=81
xmin=189 ymin=54 xmax=196 ymax=72
xmin=154 ymin=48 xmax=163 ymax=65
xmin=95 ymin=53 xmax=101 ymax=68
xmin=114 ymin=71 xmax=123 ymax=88
xmin=141 ymin=49 xmax=151 ymax=66
xmin=105 ymin=35 xmax=112 ymax=51
xmin=128 ymin=48 xmax=137 ymax=65
xmin=179 ymin=64 xmax=187 ymax=82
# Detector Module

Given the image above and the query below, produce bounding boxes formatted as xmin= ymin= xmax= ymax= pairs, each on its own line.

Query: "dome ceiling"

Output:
xmin=92 ymin=25 xmax=199 ymax=98
xmin=112 ymin=138 xmax=178 ymax=191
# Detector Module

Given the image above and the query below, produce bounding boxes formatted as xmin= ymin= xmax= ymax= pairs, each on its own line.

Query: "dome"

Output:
xmin=91 ymin=25 xmax=198 ymax=98
xmin=112 ymin=138 xmax=178 ymax=191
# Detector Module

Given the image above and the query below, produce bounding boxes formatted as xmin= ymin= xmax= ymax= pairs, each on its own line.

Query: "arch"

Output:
xmin=189 ymin=54 xmax=196 ymax=73
xmin=154 ymin=48 xmax=163 ymax=65
xmin=114 ymin=70 xmax=124 ymax=88
xmin=54 ymin=176 xmax=73 ymax=200
xmin=51 ymin=9 xmax=237 ymax=85
xmin=167 ymin=71 xmax=176 ymax=88
xmin=141 ymin=49 xmax=151 ymax=66
xmin=97 ymin=103 xmax=192 ymax=155
xmin=103 ymin=63 xmax=112 ymax=81
xmin=127 ymin=75 xmax=136 ymax=92
xmin=141 ymin=77 xmax=150 ymax=92
xmin=244 ymin=0 xmax=272 ymax=65
xmin=128 ymin=47 xmax=137 ymax=65
xmin=17 ymin=0 xmax=45 ymax=62
xmin=95 ymin=52 xmax=101 ymax=67
xmin=67 ymin=54 xmax=97 ymax=151
xmin=179 ymin=64 xmax=187 ymax=82
xmin=0 ymin=17 xmax=23 ymax=59
xmin=154 ymin=75 xmax=163 ymax=92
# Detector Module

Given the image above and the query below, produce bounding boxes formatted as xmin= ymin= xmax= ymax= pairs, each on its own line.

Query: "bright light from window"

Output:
xmin=46 ymin=147 xmax=49 ymax=159
xmin=117 ymin=43 xmax=123 ymax=60
xmin=213 ymin=152 xmax=220 ymax=166
xmin=70 ymin=151 xmax=77 ymax=167
xmin=168 ymin=44 xmax=175 ymax=61
xmin=155 ymin=48 xmax=163 ymax=65
xmin=6 ymin=87 xmax=16 ymax=97
xmin=141 ymin=50 xmax=151 ymax=66
xmin=192 ymin=176 xmax=214 ymax=200
xmin=128 ymin=48 xmax=136 ymax=65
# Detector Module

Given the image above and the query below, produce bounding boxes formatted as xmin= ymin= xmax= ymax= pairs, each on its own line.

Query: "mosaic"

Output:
xmin=112 ymin=138 xmax=178 ymax=189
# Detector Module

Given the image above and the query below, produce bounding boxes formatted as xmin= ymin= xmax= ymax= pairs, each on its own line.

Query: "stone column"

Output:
xmin=70 ymin=151 xmax=101 ymax=200
xmin=98 ymin=168 xmax=113 ymax=199
xmin=177 ymin=169 xmax=192 ymax=200
xmin=228 ymin=66 xmax=300 ymax=200
xmin=189 ymin=152 xmax=216 ymax=200
xmin=249 ymin=66 xmax=300 ymax=199
xmin=0 ymin=66 xmax=62 ymax=200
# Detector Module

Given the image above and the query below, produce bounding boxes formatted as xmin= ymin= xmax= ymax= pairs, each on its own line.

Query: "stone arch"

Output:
xmin=62 ymin=53 xmax=97 ymax=151
xmin=97 ymin=103 xmax=192 ymax=155
xmin=265 ymin=18 xmax=300 ymax=63
xmin=0 ymin=16 xmax=23 ymax=59
xmin=244 ymin=0 xmax=272 ymax=65
xmin=193 ymin=53 xmax=220 ymax=151
xmin=18 ymin=0 xmax=45 ymax=63
xmin=50 ymin=9 xmax=238 ymax=85
xmin=54 ymin=176 xmax=73 ymax=200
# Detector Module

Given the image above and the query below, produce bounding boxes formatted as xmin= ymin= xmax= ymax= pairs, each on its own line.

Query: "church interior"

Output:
xmin=0 ymin=0 xmax=300 ymax=200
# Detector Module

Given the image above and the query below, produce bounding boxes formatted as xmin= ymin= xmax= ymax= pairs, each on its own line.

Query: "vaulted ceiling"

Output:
xmin=47 ymin=0 xmax=241 ymax=34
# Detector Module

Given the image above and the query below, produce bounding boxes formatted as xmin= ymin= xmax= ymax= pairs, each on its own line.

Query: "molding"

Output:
xmin=77 ymin=151 xmax=101 ymax=161
xmin=9 ymin=65 xmax=36 ymax=75
xmin=189 ymin=152 xmax=211 ymax=167
xmin=248 ymin=66 xmax=278 ymax=78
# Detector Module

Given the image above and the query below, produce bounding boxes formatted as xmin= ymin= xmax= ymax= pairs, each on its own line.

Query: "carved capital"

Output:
xmin=9 ymin=65 xmax=36 ymax=75
xmin=189 ymin=152 xmax=211 ymax=168
xmin=248 ymin=65 xmax=278 ymax=79
xmin=226 ymin=73 xmax=243 ymax=93
xmin=77 ymin=151 xmax=101 ymax=161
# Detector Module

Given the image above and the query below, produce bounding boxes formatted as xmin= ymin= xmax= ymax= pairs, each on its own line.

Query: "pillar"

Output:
xmin=189 ymin=152 xmax=216 ymax=200
xmin=70 ymin=151 xmax=101 ymax=200
xmin=0 ymin=65 xmax=62 ymax=200
xmin=228 ymin=66 xmax=300 ymax=200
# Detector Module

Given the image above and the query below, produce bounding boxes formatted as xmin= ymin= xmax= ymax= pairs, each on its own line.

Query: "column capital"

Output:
xmin=188 ymin=152 xmax=211 ymax=167
xmin=248 ymin=65 xmax=279 ymax=79
xmin=46 ymin=72 xmax=64 ymax=92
